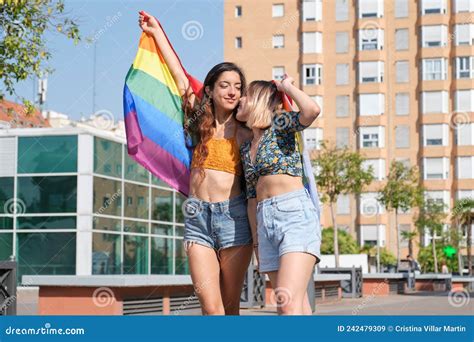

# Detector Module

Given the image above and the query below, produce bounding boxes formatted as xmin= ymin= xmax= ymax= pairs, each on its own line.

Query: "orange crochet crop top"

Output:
xmin=191 ymin=124 xmax=242 ymax=176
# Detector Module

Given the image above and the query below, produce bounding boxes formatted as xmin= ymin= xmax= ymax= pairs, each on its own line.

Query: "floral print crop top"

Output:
xmin=240 ymin=111 xmax=309 ymax=199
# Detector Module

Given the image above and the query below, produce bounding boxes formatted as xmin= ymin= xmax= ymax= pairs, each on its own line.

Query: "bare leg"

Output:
xmin=218 ymin=245 xmax=253 ymax=315
xmin=186 ymin=243 xmax=224 ymax=315
xmin=276 ymin=252 xmax=316 ymax=315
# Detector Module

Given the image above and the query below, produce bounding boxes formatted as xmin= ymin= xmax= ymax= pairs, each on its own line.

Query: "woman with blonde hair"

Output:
xmin=236 ymin=75 xmax=321 ymax=315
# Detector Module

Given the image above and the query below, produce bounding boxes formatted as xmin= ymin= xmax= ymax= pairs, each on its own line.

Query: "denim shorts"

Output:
xmin=183 ymin=193 xmax=252 ymax=251
xmin=256 ymin=188 xmax=321 ymax=272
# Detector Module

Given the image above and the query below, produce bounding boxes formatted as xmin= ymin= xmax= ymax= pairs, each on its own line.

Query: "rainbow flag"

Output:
xmin=123 ymin=28 xmax=202 ymax=196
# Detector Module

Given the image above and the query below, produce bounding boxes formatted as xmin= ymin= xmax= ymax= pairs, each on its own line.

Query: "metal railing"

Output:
xmin=0 ymin=258 xmax=17 ymax=316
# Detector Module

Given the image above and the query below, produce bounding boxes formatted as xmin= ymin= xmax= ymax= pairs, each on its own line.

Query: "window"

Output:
xmin=423 ymin=157 xmax=449 ymax=179
xmin=336 ymin=0 xmax=349 ymax=21
xmin=302 ymin=64 xmax=322 ymax=85
xmin=422 ymin=91 xmax=449 ymax=114
xmin=396 ymin=93 xmax=409 ymax=115
xmin=421 ymin=25 xmax=448 ymax=47
xmin=303 ymin=0 xmax=322 ymax=21
xmin=336 ymin=64 xmax=349 ymax=85
xmin=125 ymin=153 xmax=148 ymax=183
xmin=124 ymin=182 xmax=149 ymax=219
xmin=235 ymin=37 xmax=242 ymax=49
xmin=359 ymin=61 xmax=384 ymax=83
xmin=454 ymin=0 xmax=474 ymax=13
xmin=454 ymin=24 xmax=474 ymax=45
xmin=457 ymin=156 xmax=474 ymax=179
xmin=359 ymin=93 xmax=384 ymax=116
xmin=304 ymin=128 xmax=323 ymax=150
xmin=455 ymin=89 xmax=474 ymax=112
xmin=422 ymin=58 xmax=447 ymax=80
xmin=336 ymin=95 xmax=350 ymax=117
xmin=395 ymin=0 xmax=409 ymax=18
xmin=395 ymin=29 xmax=409 ymax=50
xmin=94 ymin=177 xmax=122 ymax=216
xmin=362 ymin=159 xmax=386 ymax=180
xmin=18 ymin=136 xmax=77 ymax=174
xmin=272 ymin=35 xmax=284 ymax=48
xmin=395 ymin=125 xmax=410 ymax=148
xmin=359 ymin=126 xmax=385 ymax=148
xmin=360 ymin=225 xmax=386 ymax=247
xmin=272 ymin=3 xmax=284 ymax=17
xmin=423 ymin=124 xmax=449 ymax=146
xmin=425 ymin=191 xmax=450 ymax=212
xmin=455 ymin=56 xmax=474 ymax=79
xmin=302 ymin=32 xmax=323 ymax=53
xmin=336 ymin=127 xmax=350 ymax=148
xmin=456 ymin=123 xmax=474 ymax=145
xmin=337 ymin=195 xmax=350 ymax=215
xmin=396 ymin=61 xmax=409 ymax=83
xmin=272 ymin=66 xmax=285 ymax=80
xmin=360 ymin=193 xmax=385 ymax=216
xmin=336 ymin=32 xmax=349 ymax=53
xmin=358 ymin=0 xmax=384 ymax=18
xmin=150 ymin=237 xmax=173 ymax=274
xmin=359 ymin=29 xmax=384 ymax=50
xmin=421 ymin=0 xmax=447 ymax=14
xmin=235 ymin=5 xmax=242 ymax=17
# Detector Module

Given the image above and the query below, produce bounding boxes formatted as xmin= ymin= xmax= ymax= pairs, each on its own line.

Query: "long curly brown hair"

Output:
xmin=183 ymin=62 xmax=246 ymax=177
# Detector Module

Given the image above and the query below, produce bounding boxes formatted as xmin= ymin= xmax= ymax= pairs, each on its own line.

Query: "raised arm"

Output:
xmin=276 ymin=75 xmax=321 ymax=127
xmin=139 ymin=11 xmax=190 ymax=96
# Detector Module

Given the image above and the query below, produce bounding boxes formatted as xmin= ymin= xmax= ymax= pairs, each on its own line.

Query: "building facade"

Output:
xmin=0 ymin=127 xmax=189 ymax=284
xmin=224 ymin=0 xmax=474 ymax=259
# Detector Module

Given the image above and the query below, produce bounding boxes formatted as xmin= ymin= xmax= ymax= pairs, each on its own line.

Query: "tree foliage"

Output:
xmin=321 ymin=227 xmax=359 ymax=255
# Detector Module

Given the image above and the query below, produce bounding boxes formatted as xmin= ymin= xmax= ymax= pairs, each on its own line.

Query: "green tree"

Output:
xmin=401 ymin=229 xmax=417 ymax=259
xmin=452 ymin=198 xmax=474 ymax=275
xmin=415 ymin=199 xmax=447 ymax=273
xmin=321 ymin=227 xmax=359 ymax=255
xmin=378 ymin=161 xmax=423 ymax=268
xmin=314 ymin=142 xmax=374 ymax=267
xmin=418 ymin=243 xmax=458 ymax=274
xmin=1 ymin=0 xmax=80 ymax=111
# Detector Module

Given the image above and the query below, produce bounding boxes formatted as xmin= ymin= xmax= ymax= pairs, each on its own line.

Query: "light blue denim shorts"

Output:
xmin=183 ymin=193 xmax=252 ymax=251
xmin=256 ymin=188 xmax=321 ymax=272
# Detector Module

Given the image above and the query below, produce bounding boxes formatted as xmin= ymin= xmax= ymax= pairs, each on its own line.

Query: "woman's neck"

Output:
xmin=251 ymin=127 xmax=264 ymax=140
xmin=215 ymin=108 xmax=233 ymax=125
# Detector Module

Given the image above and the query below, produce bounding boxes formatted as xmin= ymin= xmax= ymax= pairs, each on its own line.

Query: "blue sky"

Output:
xmin=12 ymin=0 xmax=224 ymax=121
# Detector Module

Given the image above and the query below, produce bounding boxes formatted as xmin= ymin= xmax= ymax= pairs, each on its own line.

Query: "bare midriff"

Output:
xmin=189 ymin=168 xmax=243 ymax=203
xmin=256 ymin=174 xmax=304 ymax=202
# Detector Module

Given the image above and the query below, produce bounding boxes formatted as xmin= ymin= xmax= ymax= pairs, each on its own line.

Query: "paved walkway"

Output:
xmin=241 ymin=291 xmax=474 ymax=316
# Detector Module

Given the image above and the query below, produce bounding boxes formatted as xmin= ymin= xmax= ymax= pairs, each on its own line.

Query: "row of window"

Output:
xmin=234 ymin=0 xmax=473 ymax=21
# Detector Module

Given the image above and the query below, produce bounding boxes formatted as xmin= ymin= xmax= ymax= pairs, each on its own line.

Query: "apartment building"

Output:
xmin=224 ymin=0 xmax=474 ymax=259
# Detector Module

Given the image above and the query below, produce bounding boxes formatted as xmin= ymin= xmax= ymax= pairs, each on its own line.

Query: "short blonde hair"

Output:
xmin=245 ymin=81 xmax=282 ymax=129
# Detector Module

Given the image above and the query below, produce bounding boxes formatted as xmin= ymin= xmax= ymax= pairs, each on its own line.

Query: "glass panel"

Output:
xmin=17 ymin=232 xmax=76 ymax=284
xmin=92 ymin=232 xmax=121 ymax=274
xmin=151 ymin=237 xmax=173 ymax=274
xmin=93 ymin=216 xmax=121 ymax=232
xmin=175 ymin=225 xmax=185 ymax=237
xmin=93 ymin=177 xmax=122 ymax=216
xmin=17 ymin=216 xmax=76 ymax=229
xmin=124 ymin=153 xmax=149 ymax=183
xmin=175 ymin=239 xmax=189 ymax=275
xmin=124 ymin=183 xmax=149 ymax=219
xmin=0 ymin=177 xmax=14 ymax=214
xmin=0 ymin=233 xmax=13 ymax=261
xmin=151 ymin=223 xmax=173 ymax=236
xmin=151 ymin=188 xmax=173 ymax=222
xmin=123 ymin=235 xmax=148 ymax=275
xmin=124 ymin=220 xmax=148 ymax=234
xmin=175 ymin=193 xmax=186 ymax=224
xmin=0 ymin=217 xmax=14 ymax=230
xmin=17 ymin=176 xmax=77 ymax=213
xmin=151 ymin=175 xmax=169 ymax=187
xmin=17 ymin=136 xmax=77 ymax=173
xmin=94 ymin=137 xmax=122 ymax=178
